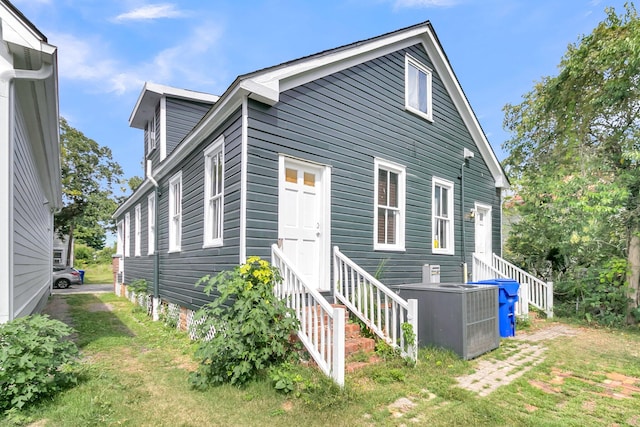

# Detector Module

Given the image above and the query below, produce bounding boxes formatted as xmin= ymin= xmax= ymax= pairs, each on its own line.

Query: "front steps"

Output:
xmin=334 ymin=304 xmax=380 ymax=372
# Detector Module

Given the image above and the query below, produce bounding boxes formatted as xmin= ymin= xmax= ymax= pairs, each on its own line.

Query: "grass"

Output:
xmin=75 ymin=263 xmax=112 ymax=284
xmin=4 ymin=293 xmax=640 ymax=426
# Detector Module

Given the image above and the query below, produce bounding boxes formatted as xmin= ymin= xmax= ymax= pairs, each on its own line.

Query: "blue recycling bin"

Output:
xmin=78 ymin=269 xmax=85 ymax=284
xmin=470 ymin=279 xmax=519 ymax=337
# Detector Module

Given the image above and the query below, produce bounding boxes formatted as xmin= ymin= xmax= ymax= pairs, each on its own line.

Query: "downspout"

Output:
xmin=0 ymin=61 xmax=54 ymax=322
xmin=460 ymin=160 xmax=467 ymax=282
xmin=146 ymin=160 xmax=161 ymax=321
xmin=460 ymin=148 xmax=474 ymax=282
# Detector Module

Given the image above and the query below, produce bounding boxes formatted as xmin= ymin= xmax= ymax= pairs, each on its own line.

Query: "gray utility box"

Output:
xmin=392 ymin=283 xmax=499 ymax=360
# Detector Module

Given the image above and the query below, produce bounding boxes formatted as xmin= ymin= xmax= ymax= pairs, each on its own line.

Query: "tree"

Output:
xmin=55 ymin=118 xmax=123 ymax=261
xmin=503 ymin=4 xmax=640 ymax=324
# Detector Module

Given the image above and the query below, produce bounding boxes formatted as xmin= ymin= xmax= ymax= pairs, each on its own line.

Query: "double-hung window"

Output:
xmin=432 ymin=177 xmax=454 ymax=254
xmin=169 ymin=171 xmax=182 ymax=252
xmin=374 ymin=158 xmax=406 ymax=251
xmin=203 ymin=136 xmax=224 ymax=247
xmin=148 ymin=193 xmax=155 ymax=255
xmin=145 ymin=114 xmax=157 ymax=154
xmin=124 ymin=212 xmax=131 ymax=257
xmin=116 ymin=220 xmax=124 ymax=256
xmin=134 ymin=204 xmax=141 ymax=256
xmin=405 ymin=54 xmax=433 ymax=121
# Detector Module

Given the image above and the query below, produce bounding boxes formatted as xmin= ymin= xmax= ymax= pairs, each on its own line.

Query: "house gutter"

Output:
xmin=0 ymin=60 xmax=54 ymax=322
xmin=146 ymin=160 xmax=161 ymax=321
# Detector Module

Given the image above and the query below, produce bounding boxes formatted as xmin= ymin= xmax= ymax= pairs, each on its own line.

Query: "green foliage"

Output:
xmin=268 ymin=362 xmax=303 ymax=394
xmin=0 ymin=315 xmax=80 ymax=413
xmin=74 ymin=243 xmax=95 ymax=264
xmin=189 ymin=257 xmax=300 ymax=388
xmin=55 ymin=117 xmax=124 ymax=256
xmin=128 ymin=278 xmax=149 ymax=295
xmin=502 ymin=4 xmax=640 ymax=325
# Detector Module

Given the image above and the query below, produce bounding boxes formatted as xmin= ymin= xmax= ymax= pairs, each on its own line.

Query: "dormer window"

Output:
xmin=405 ymin=54 xmax=433 ymax=121
xmin=145 ymin=114 xmax=157 ymax=154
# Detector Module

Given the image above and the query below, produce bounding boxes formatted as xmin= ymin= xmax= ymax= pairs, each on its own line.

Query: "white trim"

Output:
xmin=404 ymin=54 xmax=433 ymax=122
xmin=168 ymin=171 xmax=182 ymax=253
xmin=147 ymin=193 xmax=155 ymax=255
xmin=373 ymin=158 xmax=406 ymax=252
xmin=240 ymin=96 xmax=248 ymax=263
xmin=432 ymin=177 xmax=455 ymax=255
xmin=134 ymin=204 xmax=141 ymax=256
xmin=115 ymin=22 xmax=509 ymax=219
xmin=116 ymin=220 xmax=124 ymax=256
xmin=203 ymin=135 xmax=225 ymax=248
xmin=160 ymin=97 xmax=167 ymax=161
xmin=0 ymin=74 xmax=14 ymax=323
xmin=129 ymin=81 xmax=219 ymax=129
xmin=124 ymin=212 xmax=131 ymax=257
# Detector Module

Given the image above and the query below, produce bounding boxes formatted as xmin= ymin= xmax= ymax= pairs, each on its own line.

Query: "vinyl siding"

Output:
xmin=118 ymin=108 xmax=242 ymax=310
xmin=165 ymin=97 xmax=212 ymax=157
xmin=246 ymin=44 xmax=501 ymax=285
xmin=12 ymin=100 xmax=51 ymax=318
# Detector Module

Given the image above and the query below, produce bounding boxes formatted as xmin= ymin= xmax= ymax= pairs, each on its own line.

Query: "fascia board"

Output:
xmin=419 ymin=28 xmax=509 ymax=189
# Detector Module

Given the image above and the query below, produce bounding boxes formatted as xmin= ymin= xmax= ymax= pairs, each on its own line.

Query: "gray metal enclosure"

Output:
xmin=393 ymin=283 xmax=499 ymax=359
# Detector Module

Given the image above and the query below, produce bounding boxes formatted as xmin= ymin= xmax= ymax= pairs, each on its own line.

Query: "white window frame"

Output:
xmin=134 ymin=204 xmax=141 ymax=256
xmin=374 ymin=158 xmax=406 ymax=251
xmin=203 ymin=136 xmax=224 ymax=248
xmin=405 ymin=54 xmax=433 ymax=122
xmin=432 ymin=177 xmax=455 ymax=255
xmin=168 ymin=171 xmax=182 ymax=253
xmin=148 ymin=193 xmax=155 ymax=255
xmin=146 ymin=111 xmax=157 ymax=154
xmin=124 ymin=212 xmax=131 ymax=257
xmin=116 ymin=220 xmax=124 ymax=256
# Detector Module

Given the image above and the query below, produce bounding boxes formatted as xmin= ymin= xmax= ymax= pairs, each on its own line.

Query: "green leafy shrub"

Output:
xmin=0 ymin=315 xmax=79 ymax=412
xmin=128 ymin=278 xmax=149 ymax=295
xmin=189 ymin=256 xmax=300 ymax=388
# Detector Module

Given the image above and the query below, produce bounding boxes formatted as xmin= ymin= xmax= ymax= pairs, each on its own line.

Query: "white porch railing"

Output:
xmin=472 ymin=253 xmax=554 ymax=318
xmin=333 ymin=247 xmax=418 ymax=360
xmin=271 ymin=244 xmax=345 ymax=386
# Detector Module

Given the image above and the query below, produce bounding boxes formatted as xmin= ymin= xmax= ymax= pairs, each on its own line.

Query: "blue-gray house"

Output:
xmin=114 ymin=21 xmax=550 ymax=382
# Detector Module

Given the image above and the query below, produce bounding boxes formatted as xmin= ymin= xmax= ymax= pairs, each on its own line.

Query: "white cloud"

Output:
xmin=394 ymin=0 xmax=459 ymax=7
xmin=114 ymin=3 xmax=186 ymax=22
xmin=51 ymin=21 xmax=224 ymax=96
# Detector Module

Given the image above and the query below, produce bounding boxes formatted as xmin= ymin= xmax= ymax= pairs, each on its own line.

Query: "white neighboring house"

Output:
xmin=0 ymin=0 xmax=61 ymax=323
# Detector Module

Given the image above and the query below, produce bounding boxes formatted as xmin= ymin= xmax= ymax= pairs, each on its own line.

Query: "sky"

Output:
xmin=11 ymin=0 xmax=632 ymax=184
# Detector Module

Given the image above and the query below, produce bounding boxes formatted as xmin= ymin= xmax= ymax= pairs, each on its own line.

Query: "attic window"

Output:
xmin=405 ymin=54 xmax=433 ymax=121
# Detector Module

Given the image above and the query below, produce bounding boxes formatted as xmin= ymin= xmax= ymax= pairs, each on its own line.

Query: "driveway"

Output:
xmin=52 ymin=283 xmax=113 ymax=295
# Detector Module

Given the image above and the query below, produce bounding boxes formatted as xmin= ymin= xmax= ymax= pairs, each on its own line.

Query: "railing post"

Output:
xmin=333 ymin=246 xmax=339 ymax=305
xmin=332 ymin=306 xmax=345 ymax=387
xmin=546 ymin=281 xmax=554 ymax=318
xmin=407 ymin=298 xmax=418 ymax=361
xmin=519 ymin=281 xmax=529 ymax=318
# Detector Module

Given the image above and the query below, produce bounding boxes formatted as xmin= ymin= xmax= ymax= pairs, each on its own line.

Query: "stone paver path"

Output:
xmin=456 ymin=324 xmax=579 ymax=396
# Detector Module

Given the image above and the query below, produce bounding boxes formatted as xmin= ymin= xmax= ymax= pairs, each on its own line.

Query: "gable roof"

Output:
xmin=119 ymin=21 xmax=508 ymax=215
xmin=161 ymin=21 xmax=507 ymax=188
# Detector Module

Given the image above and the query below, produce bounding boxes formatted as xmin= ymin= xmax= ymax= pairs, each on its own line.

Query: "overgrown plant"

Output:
xmin=128 ymin=278 xmax=148 ymax=295
xmin=189 ymin=256 xmax=300 ymax=388
xmin=0 ymin=315 xmax=79 ymax=412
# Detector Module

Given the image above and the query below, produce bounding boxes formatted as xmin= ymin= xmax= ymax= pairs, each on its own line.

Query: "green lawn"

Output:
xmin=5 ymin=293 xmax=640 ymax=426
xmin=75 ymin=263 xmax=112 ymax=284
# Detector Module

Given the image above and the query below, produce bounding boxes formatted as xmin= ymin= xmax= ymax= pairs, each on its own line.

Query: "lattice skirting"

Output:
xmin=116 ymin=283 xmax=214 ymax=341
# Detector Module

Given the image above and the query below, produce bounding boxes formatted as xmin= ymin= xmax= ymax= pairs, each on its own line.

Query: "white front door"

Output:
xmin=278 ymin=157 xmax=329 ymax=290
xmin=474 ymin=203 xmax=492 ymax=262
